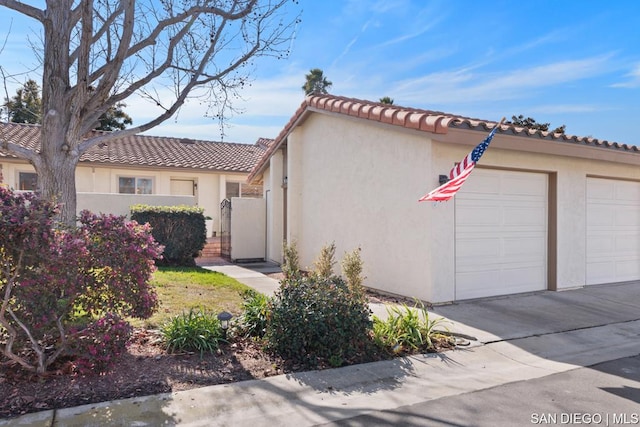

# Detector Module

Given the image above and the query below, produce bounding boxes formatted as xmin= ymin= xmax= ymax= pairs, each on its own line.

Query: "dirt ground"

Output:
xmin=0 ymin=329 xmax=293 ymax=419
xmin=0 ymin=290 xmax=441 ymax=419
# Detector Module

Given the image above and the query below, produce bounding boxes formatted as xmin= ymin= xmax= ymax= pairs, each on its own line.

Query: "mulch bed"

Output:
xmin=0 ymin=293 xmax=449 ymax=419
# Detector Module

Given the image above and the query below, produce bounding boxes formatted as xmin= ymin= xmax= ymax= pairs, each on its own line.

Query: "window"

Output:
xmin=226 ymin=182 xmax=240 ymax=198
xmin=18 ymin=172 xmax=37 ymax=191
xmin=225 ymin=181 xmax=263 ymax=199
xmin=118 ymin=177 xmax=153 ymax=194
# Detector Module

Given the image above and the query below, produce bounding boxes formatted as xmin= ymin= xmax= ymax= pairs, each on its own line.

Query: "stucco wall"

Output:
xmin=265 ymin=150 xmax=284 ymax=263
xmin=287 ymin=114 xmax=435 ymax=301
xmin=230 ymin=197 xmax=266 ymax=261
xmin=0 ymin=161 xmax=246 ymax=233
xmin=77 ymin=193 xmax=195 ymax=217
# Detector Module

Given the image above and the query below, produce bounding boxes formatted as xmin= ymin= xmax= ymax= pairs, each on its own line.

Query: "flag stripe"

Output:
xmin=418 ymin=164 xmax=475 ymax=202
xmin=419 ymin=124 xmax=499 ymax=203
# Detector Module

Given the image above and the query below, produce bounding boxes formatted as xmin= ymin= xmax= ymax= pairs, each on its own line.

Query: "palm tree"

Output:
xmin=379 ymin=96 xmax=394 ymax=105
xmin=302 ymin=68 xmax=332 ymax=95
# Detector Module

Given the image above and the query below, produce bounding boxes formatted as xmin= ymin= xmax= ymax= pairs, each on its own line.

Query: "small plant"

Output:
xmin=372 ymin=300 xmax=449 ymax=354
xmin=238 ymin=289 xmax=271 ymax=338
xmin=266 ymin=275 xmax=372 ymax=367
xmin=313 ymin=242 xmax=336 ymax=279
xmin=70 ymin=313 xmax=133 ymax=374
xmin=282 ymin=241 xmax=302 ymax=280
xmin=161 ymin=308 xmax=225 ymax=356
xmin=341 ymin=246 xmax=366 ymax=296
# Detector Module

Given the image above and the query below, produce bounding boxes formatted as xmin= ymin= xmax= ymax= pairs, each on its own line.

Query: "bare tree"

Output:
xmin=0 ymin=0 xmax=298 ymax=224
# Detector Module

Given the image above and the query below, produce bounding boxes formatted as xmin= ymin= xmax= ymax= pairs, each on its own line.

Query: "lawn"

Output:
xmin=133 ymin=266 xmax=252 ymax=328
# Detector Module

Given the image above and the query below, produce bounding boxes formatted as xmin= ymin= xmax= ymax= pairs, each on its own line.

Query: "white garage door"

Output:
xmin=586 ymin=178 xmax=640 ymax=285
xmin=455 ymin=169 xmax=548 ymax=300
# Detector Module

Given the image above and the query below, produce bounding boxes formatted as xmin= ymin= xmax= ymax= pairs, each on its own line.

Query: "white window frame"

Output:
xmin=118 ymin=176 xmax=154 ymax=194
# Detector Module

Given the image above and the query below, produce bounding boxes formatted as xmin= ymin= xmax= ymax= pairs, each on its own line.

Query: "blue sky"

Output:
xmin=2 ymin=1 xmax=640 ymax=145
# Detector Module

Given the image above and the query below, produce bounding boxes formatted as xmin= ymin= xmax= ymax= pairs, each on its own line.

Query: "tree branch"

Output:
xmin=0 ymin=0 xmax=45 ymax=21
xmin=69 ymin=3 xmax=125 ymax=65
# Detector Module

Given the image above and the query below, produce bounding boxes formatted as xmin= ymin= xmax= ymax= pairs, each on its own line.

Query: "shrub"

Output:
xmin=237 ymin=289 xmax=271 ymax=338
xmin=161 ymin=308 xmax=226 ymax=356
xmin=341 ymin=247 xmax=365 ymax=291
xmin=70 ymin=313 xmax=133 ymax=374
xmin=0 ymin=187 xmax=162 ymax=373
xmin=266 ymin=275 xmax=372 ymax=367
xmin=312 ymin=242 xmax=336 ymax=279
xmin=281 ymin=240 xmax=302 ymax=280
xmin=131 ymin=204 xmax=206 ymax=266
xmin=372 ymin=300 xmax=449 ymax=354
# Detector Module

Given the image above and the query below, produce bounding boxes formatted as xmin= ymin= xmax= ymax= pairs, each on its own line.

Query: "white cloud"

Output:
xmin=610 ymin=63 xmax=640 ymax=88
xmin=126 ymin=71 xmax=305 ymax=142
xmin=390 ymin=54 xmax=614 ymax=105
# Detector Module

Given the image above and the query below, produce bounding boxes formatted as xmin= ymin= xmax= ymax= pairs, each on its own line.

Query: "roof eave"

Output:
xmin=247 ymin=99 xmax=314 ymax=183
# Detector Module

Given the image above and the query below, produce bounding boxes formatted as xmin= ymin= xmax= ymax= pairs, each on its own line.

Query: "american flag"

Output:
xmin=418 ymin=123 xmax=500 ymax=203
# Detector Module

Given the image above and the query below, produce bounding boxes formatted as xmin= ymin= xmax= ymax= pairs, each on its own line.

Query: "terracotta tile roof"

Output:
xmin=248 ymin=94 xmax=638 ymax=183
xmin=0 ymin=122 xmax=265 ymax=173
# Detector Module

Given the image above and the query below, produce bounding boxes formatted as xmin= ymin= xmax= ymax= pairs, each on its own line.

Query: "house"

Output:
xmin=0 ymin=122 xmax=268 ymax=236
xmin=248 ymin=94 xmax=640 ymax=303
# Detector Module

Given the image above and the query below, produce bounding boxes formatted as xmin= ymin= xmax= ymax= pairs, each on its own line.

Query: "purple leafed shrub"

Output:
xmin=0 ymin=187 xmax=163 ymax=373
xmin=69 ymin=313 xmax=133 ymax=374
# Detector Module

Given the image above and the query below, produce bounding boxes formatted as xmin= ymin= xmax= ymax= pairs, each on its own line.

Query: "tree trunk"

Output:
xmin=34 ymin=151 xmax=79 ymax=225
xmin=39 ymin=0 xmax=78 ymax=225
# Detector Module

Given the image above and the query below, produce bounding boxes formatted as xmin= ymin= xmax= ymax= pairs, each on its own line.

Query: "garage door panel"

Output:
xmin=586 ymin=178 xmax=640 ymax=285
xmin=461 ymin=174 xmax=501 ymax=194
xmin=587 ymin=234 xmax=615 ymax=253
xmin=587 ymin=179 xmax=614 ymax=199
xmin=455 ymin=169 xmax=548 ymax=300
xmin=617 ymin=234 xmax=640 ymax=252
xmin=588 ymin=205 xmax=614 ymax=225
xmin=586 ymin=262 xmax=614 ymax=284
xmin=456 ymin=205 xmax=501 ymax=226
xmin=615 ymin=181 xmax=640 ymax=201
xmin=617 ymin=209 xmax=640 ymax=226
xmin=457 ymin=265 xmax=545 ymax=300
xmin=617 ymin=259 xmax=640 ymax=279
xmin=503 ymin=237 xmax=545 ymax=257
xmin=503 ymin=174 xmax=547 ymax=196
xmin=504 ymin=206 xmax=546 ymax=227
xmin=456 ymin=237 xmax=500 ymax=259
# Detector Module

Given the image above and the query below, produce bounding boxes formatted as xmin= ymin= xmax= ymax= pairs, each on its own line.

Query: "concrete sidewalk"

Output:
xmin=4 ymin=267 xmax=640 ymax=426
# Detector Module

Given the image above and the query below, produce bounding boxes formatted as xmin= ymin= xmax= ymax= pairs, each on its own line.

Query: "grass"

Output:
xmin=133 ymin=266 xmax=252 ymax=328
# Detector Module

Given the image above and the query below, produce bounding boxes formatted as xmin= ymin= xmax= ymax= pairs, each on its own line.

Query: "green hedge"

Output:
xmin=131 ymin=205 xmax=206 ymax=266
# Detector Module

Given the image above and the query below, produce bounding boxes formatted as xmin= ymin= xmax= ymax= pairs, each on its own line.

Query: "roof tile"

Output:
xmin=247 ymin=94 xmax=638 ymax=183
xmin=0 ymin=123 xmax=266 ymax=173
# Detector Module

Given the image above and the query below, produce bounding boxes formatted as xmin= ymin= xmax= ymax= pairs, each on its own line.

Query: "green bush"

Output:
xmin=161 ymin=309 xmax=225 ymax=356
xmin=372 ymin=300 xmax=449 ymax=354
xmin=238 ymin=289 xmax=271 ymax=338
xmin=131 ymin=205 xmax=206 ymax=266
xmin=266 ymin=275 xmax=372 ymax=367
